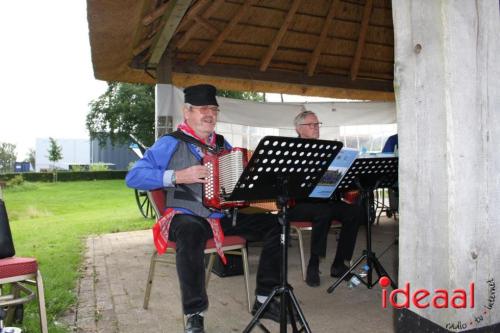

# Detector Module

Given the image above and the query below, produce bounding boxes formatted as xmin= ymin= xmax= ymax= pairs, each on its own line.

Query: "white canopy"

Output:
xmin=156 ymin=84 xmax=396 ymax=139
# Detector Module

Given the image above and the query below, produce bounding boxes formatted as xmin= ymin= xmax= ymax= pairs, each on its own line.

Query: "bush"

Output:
xmin=6 ymin=174 xmax=24 ymax=187
xmin=0 ymin=171 xmax=127 ymax=182
xmin=70 ymin=165 xmax=86 ymax=172
xmin=90 ymin=163 xmax=109 ymax=171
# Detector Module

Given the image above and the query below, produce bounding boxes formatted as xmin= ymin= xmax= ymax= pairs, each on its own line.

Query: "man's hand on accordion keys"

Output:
xmin=175 ymin=165 xmax=209 ymax=184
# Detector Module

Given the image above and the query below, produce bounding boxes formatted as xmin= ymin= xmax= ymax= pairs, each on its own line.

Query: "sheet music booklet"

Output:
xmin=309 ymin=147 xmax=358 ymax=199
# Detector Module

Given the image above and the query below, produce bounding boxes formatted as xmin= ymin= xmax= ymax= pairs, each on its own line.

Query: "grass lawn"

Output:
xmin=2 ymin=180 xmax=152 ymax=332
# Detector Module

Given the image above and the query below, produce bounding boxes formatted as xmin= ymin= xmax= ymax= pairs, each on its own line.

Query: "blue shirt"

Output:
xmin=382 ymin=134 xmax=398 ymax=153
xmin=125 ymin=134 xmax=231 ymax=218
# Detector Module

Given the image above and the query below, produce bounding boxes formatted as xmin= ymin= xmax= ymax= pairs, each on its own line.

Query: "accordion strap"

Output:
xmin=167 ymin=130 xmax=225 ymax=154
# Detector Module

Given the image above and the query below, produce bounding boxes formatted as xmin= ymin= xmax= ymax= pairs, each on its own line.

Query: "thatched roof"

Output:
xmin=87 ymin=0 xmax=394 ymax=100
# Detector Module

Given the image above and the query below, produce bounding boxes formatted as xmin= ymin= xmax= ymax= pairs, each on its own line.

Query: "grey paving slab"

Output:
xmin=72 ymin=218 xmax=399 ymax=333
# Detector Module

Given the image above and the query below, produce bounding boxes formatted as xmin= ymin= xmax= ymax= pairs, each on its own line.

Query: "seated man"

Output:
xmin=382 ymin=133 xmax=399 ymax=214
xmin=126 ymin=84 xmax=282 ymax=333
xmin=382 ymin=133 xmax=398 ymax=153
xmin=288 ymin=110 xmax=363 ymax=287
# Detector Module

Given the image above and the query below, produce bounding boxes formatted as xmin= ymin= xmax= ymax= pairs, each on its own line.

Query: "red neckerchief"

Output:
xmin=177 ymin=121 xmax=216 ymax=147
xmin=152 ymin=121 xmax=227 ymax=264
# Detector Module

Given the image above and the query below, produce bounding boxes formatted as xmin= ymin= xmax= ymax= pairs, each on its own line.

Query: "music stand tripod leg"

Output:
xmin=369 ymin=254 xmax=397 ymax=289
xmin=327 ymin=252 xmax=367 ymax=293
xmin=328 ymin=186 xmax=397 ymax=293
xmin=243 ymin=196 xmax=312 ymax=333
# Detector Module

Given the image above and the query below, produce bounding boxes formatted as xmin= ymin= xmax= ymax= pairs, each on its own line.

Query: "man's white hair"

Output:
xmin=293 ymin=110 xmax=317 ymax=127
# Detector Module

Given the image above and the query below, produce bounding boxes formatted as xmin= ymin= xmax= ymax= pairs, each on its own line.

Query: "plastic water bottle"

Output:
xmin=347 ymin=275 xmax=361 ymax=289
xmin=359 ymin=264 xmax=370 ymax=278
xmin=1 ymin=328 xmax=22 ymax=333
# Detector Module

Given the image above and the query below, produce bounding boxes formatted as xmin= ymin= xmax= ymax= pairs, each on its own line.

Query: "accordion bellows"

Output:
xmin=203 ymin=148 xmax=248 ymax=210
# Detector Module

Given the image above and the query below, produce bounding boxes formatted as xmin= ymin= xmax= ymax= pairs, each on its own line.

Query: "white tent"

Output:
xmin=155 ymin=84 xmax=396 ymax=140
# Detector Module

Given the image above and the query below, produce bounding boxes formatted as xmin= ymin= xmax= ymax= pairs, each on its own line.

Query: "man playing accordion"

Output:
xmin=126 ymin=84 xmax=282 ymax=333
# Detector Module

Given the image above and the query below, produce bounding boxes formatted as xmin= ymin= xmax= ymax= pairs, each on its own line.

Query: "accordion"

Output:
xmin=203 ymin=148 xmax=248 ymax=210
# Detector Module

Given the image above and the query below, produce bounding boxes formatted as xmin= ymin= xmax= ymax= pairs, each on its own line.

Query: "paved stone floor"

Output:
xmin=66 ymin=217 xmax=399 ymax=333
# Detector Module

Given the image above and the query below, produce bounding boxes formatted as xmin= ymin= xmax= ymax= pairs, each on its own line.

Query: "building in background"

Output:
xmin=35 ymin=138 xmax=137 ymax=172
xmin=90 ymin=138 xmax=137 ymax=170
xmin=35 ymin=138 xmax=90 ymax=172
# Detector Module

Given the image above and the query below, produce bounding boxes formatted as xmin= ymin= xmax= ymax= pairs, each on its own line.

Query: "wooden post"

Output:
xmin=393 ymin=0 xmax=500 ymax=331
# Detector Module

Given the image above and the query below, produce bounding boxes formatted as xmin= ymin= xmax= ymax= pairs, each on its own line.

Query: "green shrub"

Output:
xmin=6 ymin=174 xmax=24 ymax=187
xmin=0 ymin=171 xmax=127 ymax=182
xmin=90 ymin=163 xmax=109 ymax=171
xmin=70 ymin=165 xmax=85 ymax=172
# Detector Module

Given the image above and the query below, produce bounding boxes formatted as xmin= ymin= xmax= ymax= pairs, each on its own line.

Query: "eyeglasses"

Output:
xmin=299 ymin=122 xmax=322 ymax=128
xmin=189 ymin=105 xmax=220 ymax=114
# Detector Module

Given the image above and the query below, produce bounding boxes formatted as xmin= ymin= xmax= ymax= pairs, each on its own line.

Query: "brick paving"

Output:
xmin=68 ymin=219 xmax=399 ymax=332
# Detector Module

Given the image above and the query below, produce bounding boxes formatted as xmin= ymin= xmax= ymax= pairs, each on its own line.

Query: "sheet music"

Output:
xmin=309 ymin=147 xmax=359 ymax=199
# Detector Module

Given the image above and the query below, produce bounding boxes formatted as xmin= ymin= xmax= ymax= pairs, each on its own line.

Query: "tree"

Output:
xmin=47 ymin=138 xmax=63 ymax=182
xmin=26 ymin=148 xmax=36 ymax=170
xmin=47 ymin=137 xmax=63 ymax=169
xmin=0 ymin=142 xmax=17 ymax=173
xmin=86 ymin=83 xmax=264 ymax=148
xmin=217 ymin=90 xmax=264 ymax=102
xmin=86 ymin=82 xmax=156 ymax=147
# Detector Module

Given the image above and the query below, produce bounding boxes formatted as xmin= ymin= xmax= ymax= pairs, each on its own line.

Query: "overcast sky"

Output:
xmin=0 ymin=1 xmax=337 ymax=160
xmin=0 ymin=1 xmax=107 ymax=159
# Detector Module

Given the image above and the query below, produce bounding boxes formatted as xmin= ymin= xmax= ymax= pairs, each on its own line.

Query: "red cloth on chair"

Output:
xmin=153 ymin=208 xmax=227 ymax=265
xmin=0 ymin=257 xmax=38 ymax=279
xmin=163 ymin=235 xmax=246 ymax=250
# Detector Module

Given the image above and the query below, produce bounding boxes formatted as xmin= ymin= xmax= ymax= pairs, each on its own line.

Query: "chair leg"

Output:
xmin=294 ymin=227 xmax=307 ymax=281
xmin=205 ymin=254 xmax=216 ymax=288
xmin=35 ymin=270 xmax=48 ymax=333
xmin=143 ymin=252 xmax=158 ymax=309
xmin=4 ymin=283 xmax=19 ymax=325
xmin=241 ymin=247 xmax=251 ymax=313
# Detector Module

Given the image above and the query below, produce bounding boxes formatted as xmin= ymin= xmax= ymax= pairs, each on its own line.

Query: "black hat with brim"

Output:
xmin=184 ymin=84 xmax=219 ymax=106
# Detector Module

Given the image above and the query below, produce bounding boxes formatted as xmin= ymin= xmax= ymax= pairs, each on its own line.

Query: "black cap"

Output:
xmin=184 ymin=84 xmax=219 ymax=106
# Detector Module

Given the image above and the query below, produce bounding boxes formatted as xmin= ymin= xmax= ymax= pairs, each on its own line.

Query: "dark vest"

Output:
xmin=165 ymin=140 xmax=212 ymax=217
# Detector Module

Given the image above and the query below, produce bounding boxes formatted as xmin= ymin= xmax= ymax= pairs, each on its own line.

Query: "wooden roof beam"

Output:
xmin=197 ymin=0 xmax=258 ymax=66
xmin=173 ymin=60 xmax=394 ymax=94
xmin=176 ymin=0 xmax=225 ymax=49
xmin=142 ymin=1 xmax=170 ymax=26
xmin=192 ymin=15 xmax=219 ymax=35
xmin=259 ymin=0 xmax=303 ymax=72
xmin=350 ymin=0 xmax=374 ymax=81
xmin=133 ymin=37 xmax=155 ymax=56
xmin=306 ymin=0 xmax=339 ymax=77
xmin=148 ymin=0 xmax=193 ymax=67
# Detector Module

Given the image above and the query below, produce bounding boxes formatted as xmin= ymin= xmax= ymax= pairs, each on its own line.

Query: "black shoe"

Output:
xmin=330 ymin=263 xmax=350 ymax=278
xmin=305 ymin=264 xmax=320 ymax=287
xmin=252 ymin=298 xmax=295 ymax=324
xmin=185 ymin=314 xmax=205 ymax=333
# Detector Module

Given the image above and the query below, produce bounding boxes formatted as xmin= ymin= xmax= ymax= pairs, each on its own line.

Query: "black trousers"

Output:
xmin=288 ymin=200 xmax=362 ymax=262
xmin=168 ymin=212 xmax=281 ymax=315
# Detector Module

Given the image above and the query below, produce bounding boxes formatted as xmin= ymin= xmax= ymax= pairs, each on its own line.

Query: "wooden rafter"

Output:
xmin=173 ymin=60 xmax=394 ymax=93
xmin=134 ymin=20 xmax=166 ymax=56
xmin=259 ymin=0 xmax=303 ymax=72
xmin=197 ymin=0 xmax=258 ymax=66
xmin=177 ymin=0 xmax=225 ymax=49
xmin=133 ymin=37 xmax=155 ymax=56
xmin=142 ymin=1 xmax=170 ymax=26
xmin=177 ymin=0 xmax=211 ymax=31
xmin=148 ymin=0 xmax=193 ymax=67
xmin=350 ymin=0 xmax=374 ymax=80
xmin=306 ymin=0 xmax=339 ymax=77
xmin=192 ymin=15 xmax=219 ymax=35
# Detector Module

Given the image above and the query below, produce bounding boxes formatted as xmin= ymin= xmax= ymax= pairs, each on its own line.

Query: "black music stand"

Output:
xmin=327 ymin=155 xmax=398 ymax=293
xmin=227 ymin=136 xmax=343 ymax=333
